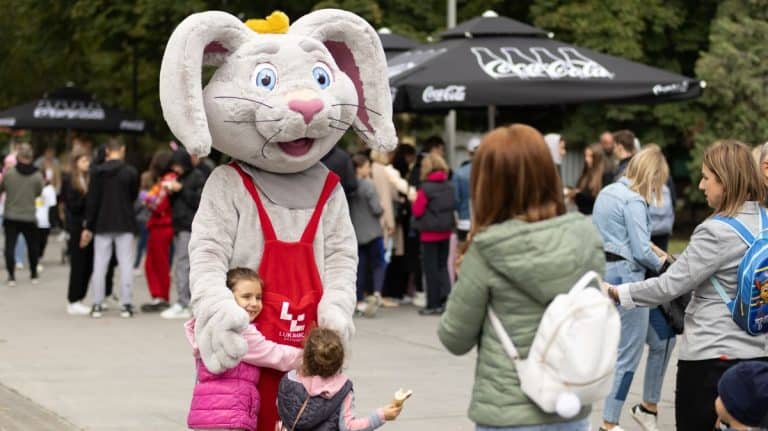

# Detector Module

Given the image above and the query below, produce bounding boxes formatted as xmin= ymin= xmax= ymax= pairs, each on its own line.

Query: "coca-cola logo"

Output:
xmin=471 ymin=46 xmax=614 ymax=80
xmin=422 ymin=85 xmax=466 ymax=103
xmin=33 ymin=99 xmax=105 ymax=120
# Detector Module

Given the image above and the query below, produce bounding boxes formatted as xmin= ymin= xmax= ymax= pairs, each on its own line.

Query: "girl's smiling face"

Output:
xmin=232 ymin=279 xmax=263 ymax=322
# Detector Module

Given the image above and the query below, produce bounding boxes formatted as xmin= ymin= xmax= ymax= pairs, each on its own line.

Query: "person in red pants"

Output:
xmin=140 ymin=151 xmax=176 ymax=312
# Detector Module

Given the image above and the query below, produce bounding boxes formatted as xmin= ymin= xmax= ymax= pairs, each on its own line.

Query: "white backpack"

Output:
xmin=488 ymin=271 xmax=620 ymax=418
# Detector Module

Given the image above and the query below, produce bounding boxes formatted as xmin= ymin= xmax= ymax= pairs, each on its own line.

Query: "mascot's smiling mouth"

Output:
xmin=278 ymin=138 xmax=314 ymax=157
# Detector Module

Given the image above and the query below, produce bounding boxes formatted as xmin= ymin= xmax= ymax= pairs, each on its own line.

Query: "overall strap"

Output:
xmin=300 ymin=172 xmax=340 ymax=244
xmin=229 ymin=162 xmax=277 ymax=241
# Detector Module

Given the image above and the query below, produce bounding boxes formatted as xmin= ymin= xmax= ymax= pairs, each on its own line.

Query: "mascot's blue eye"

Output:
xmin=312 ymin=64 xmax=332 ymax=90
xmin=253 ymin=64 xmax=277 ymax=91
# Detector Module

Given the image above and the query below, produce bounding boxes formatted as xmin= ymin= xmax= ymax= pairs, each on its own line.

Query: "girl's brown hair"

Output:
xmin=704 ymin=140 xmax=767 ymax=216
xmin=301 ymin=327 xmax=344 ymax=378
xmin=624 ymin=146 xmax=669 ymax=205
xmin=69 ymin=148 xmax=91 ymax=195
xmin=419 ymin=153 xmax=449 ymax=181
xmin=225 ymin=267 xmax=263 ymax=291
xmin=470 ymin=124 xmax=565 ymax=239
xmin=576 ymin=143 xmax=606 ymax=197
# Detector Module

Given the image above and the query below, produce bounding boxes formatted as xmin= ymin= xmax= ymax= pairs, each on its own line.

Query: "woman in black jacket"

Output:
xmin=62 ymin=148 xmax=93 ymax=315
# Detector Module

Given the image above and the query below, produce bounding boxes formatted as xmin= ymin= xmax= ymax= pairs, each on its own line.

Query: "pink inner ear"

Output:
xmin=204 ymin=41 xmax=228 ymax=54
xmin=324 ymin=41 xmax=373 ymax=134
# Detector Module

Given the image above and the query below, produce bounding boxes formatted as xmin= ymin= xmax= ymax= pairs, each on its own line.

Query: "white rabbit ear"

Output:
xmin=290 ymin=9 xmax=397 ymax=152
xmin=160 ymin=11 xmax=252 ymax=156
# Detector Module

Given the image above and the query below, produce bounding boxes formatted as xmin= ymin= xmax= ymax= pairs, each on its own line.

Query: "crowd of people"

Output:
xmin=2 ymin=125 xmax=767 ymax=430
xmin=0 ymin=137 xmax=211 ymax=320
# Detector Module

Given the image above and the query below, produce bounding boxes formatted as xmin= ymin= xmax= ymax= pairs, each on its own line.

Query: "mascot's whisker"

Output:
xmin=328 ymin=124 xmax=349 ymax=133
xmin=225 ymin=118 xmax=283 ymax=124
xmin=214 ymin=95 xmax=273 ymax=109
xmin=330 ymin=103 xmax=382 ymax=117
xmin=328 ymin=118 xmax=371 ymax=137
xmin=258 ymin=128 xmax=283 ymax=159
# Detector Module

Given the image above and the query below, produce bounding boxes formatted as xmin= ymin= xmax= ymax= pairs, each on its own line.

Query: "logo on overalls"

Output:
xmin=280 ymin=302 xmax=305 ymax=333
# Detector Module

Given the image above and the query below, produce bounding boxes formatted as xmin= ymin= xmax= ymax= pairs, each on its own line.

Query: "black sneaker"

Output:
xmin=90 ymin=304 xmax=104 ymax=318
xmin=418 ymin=307 xmax=445 ymax=316
xmin=140 ymin=299 xmax=170 ymax=312
xmin=120 ymin=304 xmax=135 ymax=318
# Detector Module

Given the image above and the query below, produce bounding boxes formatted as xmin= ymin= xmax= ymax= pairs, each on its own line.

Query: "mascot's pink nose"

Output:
xmin=288 ymin=99 xmax=324 ymax=124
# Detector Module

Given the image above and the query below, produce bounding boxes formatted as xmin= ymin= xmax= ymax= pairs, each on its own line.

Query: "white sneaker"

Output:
xmin=15 ymin=262 xmax=23 ymax=270
xmin=67 ymin=302 xmax=91 ymax=315
xmin=37 ymin=264 xmax=44 ymax=273
xmin=631 ymin=404 xmax=660 ymax=431
xmin=413 ymin=291 xmax=426 ymax=308
xmin=161 ymin=303 xmax=191 ymax=319
xmin=599 ymin=426 xmax=627 ymax=431
xmin=363 ymin=294 xmax=381 ymax=318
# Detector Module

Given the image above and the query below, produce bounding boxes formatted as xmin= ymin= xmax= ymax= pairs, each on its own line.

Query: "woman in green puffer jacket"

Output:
xmin=438 ymin=124 xmax=605 ymax=430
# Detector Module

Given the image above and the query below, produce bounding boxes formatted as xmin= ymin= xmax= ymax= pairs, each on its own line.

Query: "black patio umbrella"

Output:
xmin=378 ymin=28 xmax=421 ymax=59
xmin=0 ymin=86 xmax=146 ymax=133
xmin=389 ymin=13 xmax=704 ymax=112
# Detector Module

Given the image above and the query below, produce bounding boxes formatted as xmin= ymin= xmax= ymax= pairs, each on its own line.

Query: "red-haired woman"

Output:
xmin=438 ymin=124 xmax=605 ymax=430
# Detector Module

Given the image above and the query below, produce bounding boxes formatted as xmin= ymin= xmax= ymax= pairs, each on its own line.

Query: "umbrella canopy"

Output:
xmin=389 ymin=13 xmax=703 ymax=112
xmin=0 ymin=87 xmax=146 ymax=133
xmin=378 ymin=28 xmax=421 ymax=59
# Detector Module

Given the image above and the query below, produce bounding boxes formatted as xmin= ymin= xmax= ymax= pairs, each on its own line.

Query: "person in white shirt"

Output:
xmin=35 ymin=175 xmax=57 ymax=271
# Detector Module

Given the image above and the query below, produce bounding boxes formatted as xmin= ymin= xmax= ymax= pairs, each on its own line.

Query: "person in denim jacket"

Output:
xmin=592 ymin=146 xmax=674 ymax=431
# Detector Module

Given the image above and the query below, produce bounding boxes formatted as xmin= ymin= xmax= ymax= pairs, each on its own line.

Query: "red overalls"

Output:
xmin=231 ymin=163 xmax=340 ymax=431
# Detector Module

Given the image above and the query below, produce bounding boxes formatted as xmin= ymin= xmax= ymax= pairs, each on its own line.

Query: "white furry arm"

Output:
xmin=318 ymin=186 xmax=358 ymax=343
xmin=189 ymin=167 xmax=249 ymax=373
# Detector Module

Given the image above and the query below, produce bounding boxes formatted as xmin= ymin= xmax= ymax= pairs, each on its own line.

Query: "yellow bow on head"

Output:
xmin=245 ymin=11 xmax=290 ymax=34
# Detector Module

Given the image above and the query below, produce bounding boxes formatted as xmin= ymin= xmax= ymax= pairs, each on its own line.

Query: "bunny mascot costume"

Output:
xmin=159 ymin=10 xmax=396 ymax=431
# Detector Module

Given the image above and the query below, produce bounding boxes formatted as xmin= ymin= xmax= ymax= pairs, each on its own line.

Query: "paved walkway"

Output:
xmin=0 ymin=240 xmax=677 ymax=430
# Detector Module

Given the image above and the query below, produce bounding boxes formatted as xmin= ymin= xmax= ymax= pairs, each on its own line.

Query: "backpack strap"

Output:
xmin=709 ymin=276 xmax=734 ymax=311
xmin=712 ymin=215 xmax=755 ymax=246
xmin=487 ymin=308 xmax=520 ymax=360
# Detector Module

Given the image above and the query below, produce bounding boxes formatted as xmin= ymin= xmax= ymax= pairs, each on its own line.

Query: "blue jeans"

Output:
xmin=357 ymin=237 xmax=386 ymax=301
xmin=602 ymin=261 xmax=676 ymax=424
xmin=15 ymin=233 xmax=26 ymax=265
xmin=477 ymin=418 xmax=589 ymax=431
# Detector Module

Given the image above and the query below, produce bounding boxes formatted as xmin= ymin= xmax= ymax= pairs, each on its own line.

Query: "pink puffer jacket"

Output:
xmin=187 ymin=358 xmax=260 ymax=431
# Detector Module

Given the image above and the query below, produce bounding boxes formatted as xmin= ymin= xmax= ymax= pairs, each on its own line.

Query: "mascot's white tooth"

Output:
xmin=160 ymin=9 xmax=396 ymax=430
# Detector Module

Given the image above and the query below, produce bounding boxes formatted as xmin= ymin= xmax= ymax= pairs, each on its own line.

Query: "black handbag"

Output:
xmin=654 ymin=255 xmax=690 ymax=335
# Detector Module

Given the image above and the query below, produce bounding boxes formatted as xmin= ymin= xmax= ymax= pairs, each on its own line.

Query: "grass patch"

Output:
xmin=669 ymin=238 xmax=689 ymax=256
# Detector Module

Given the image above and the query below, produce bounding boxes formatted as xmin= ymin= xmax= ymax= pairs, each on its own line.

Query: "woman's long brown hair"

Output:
xmin=469 ymin=124 xmax=565 ymax=241
xmin=69 ymin=148 xmax=90 ymax=195
xmin=576 ymin=143 xmax=606 ymax=197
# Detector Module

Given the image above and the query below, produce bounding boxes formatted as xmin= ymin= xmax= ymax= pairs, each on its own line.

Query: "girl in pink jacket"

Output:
xmin=186 ymin=268 xmax=302 ymax=431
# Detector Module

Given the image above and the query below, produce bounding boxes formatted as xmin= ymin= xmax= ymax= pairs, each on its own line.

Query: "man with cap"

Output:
xmin=453 ymin=136 xmax=480 ymax=243
xmin=715 ymin=361 xmax=768 ymax=430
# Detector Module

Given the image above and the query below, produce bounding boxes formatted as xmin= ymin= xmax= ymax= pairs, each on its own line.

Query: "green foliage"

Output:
xmin=686 ymin=0 xmax=768 ymax=202
xmin=0 ymin=0 xmax=764 ymax=201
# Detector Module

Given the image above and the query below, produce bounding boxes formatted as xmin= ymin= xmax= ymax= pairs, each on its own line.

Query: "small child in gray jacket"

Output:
xmin=349 ymin=153 xmax=385 ymax=317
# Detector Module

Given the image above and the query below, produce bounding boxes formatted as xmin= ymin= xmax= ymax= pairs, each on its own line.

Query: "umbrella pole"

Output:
xmin=488 ymin=105 xmax=496 ymax=130
xmin=445 ymin=0 xmax=457 ymax=169
xmin=445 ymin=110 xmax=456 ymax=169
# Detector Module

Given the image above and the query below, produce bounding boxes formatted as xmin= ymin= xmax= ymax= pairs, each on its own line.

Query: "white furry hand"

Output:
xmin=318 ymin=306 xmax=355 ymax=344
xmin=196 ymin=300 xmax=250 ymax=373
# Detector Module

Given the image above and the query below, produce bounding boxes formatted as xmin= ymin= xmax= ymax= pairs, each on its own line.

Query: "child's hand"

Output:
xmin=381 ymin=403 xmax=402 ymax=421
